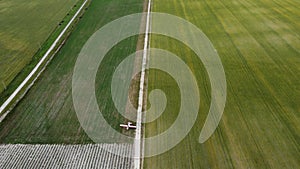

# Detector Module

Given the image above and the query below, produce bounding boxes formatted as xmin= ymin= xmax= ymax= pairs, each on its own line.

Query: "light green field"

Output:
xmin=0 ymin=0 xmax=78 ymax=94
xmin=145 ymin=0 xmax=300 ymax=168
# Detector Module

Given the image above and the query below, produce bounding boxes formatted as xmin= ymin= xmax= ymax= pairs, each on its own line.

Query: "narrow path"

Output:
xmin=134 ymin=0 xmax=151 ymax=168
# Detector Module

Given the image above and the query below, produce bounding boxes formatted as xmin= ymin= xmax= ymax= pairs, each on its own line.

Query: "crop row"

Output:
xmin=0 ymin=144 xmax=133 ymax=169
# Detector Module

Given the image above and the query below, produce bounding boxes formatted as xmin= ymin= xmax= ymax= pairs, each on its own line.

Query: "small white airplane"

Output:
xmin=120 ymin=122 xmax=137 ymax=130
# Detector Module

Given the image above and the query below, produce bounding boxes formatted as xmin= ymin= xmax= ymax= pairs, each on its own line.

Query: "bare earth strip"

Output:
xmin=0 ymin=144 xmax=133 ymax=169
xmin=133 ymin=0 xmax=151 ymax=169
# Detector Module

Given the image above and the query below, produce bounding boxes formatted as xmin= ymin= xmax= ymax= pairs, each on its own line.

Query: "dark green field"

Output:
xmin=0 ymin=0 xmax=144 ymax=143
xmin=145 ymin=0 xmax=300 ymax=168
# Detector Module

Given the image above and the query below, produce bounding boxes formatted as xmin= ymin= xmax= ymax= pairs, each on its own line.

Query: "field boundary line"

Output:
xmin=0 ymin=0 xmax=89 ymax=121
xmin=134 ymin=0 xmax=151 ymax=169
